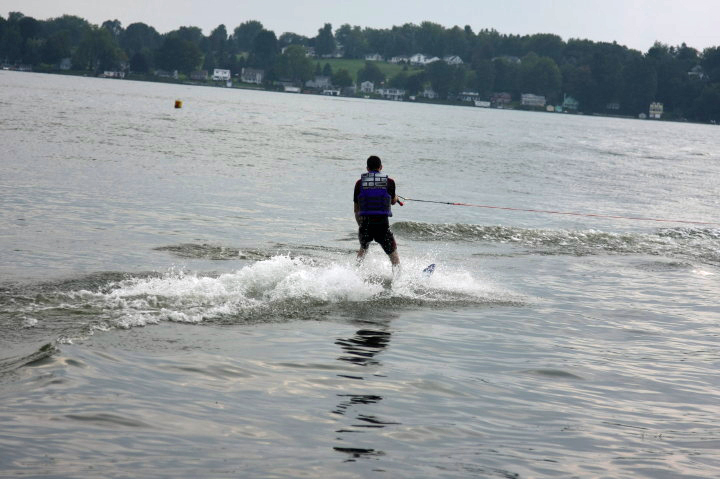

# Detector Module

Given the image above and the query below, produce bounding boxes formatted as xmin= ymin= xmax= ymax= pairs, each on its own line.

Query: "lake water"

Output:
xmin=1 ymin=70 xmax=720 ymax=478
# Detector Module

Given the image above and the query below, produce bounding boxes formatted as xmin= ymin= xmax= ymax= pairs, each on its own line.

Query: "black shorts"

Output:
xmin=358 ymin=216 xmax=397 ymax=255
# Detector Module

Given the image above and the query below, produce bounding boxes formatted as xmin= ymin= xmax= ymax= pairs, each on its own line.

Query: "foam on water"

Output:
xmin=393 ymin=221 xmax=720 ymax=265
xmin=21 ymin=255 xmax=508 ymax=337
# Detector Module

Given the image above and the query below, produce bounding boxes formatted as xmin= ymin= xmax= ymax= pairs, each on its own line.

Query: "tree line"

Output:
xmin=1 ymin=11 xmax=719 ymax=122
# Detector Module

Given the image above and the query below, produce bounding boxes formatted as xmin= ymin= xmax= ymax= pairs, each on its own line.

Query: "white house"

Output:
xmin=360 ymin=81 xmax=375 ymax=93
xmin=521 ymin=93 xmax=546 ymax=107
xmin=305 ymin=75 xmax=332 ymax=89
xmin=241 ymin=68 xmax=264 ymax=84
xmin=376 ymin=88 xmax=406 ymax=101
xmin=421 ymin=87 xmax=438 ymax=99
xmin=649 ymin=102 xmax=664 ymax=119
xmin=364 ymin=53 xmax=384 ymax=61
xmin=212 ymin=68 xmax=231 ymax=81
xmin=101 ymin=71 xmax=125 ymax=79
xmin=389 ymin=56 xmax=409 ymax=64
xmin=459 ymin=91 xmax=480 ymax=102
xmin=443 ymin=55 xmax=464 ymax=65
xmin=410 ymin=53 xmax=427 ymax=65
xmin=59 ymin=58 xmax=72 ymax=70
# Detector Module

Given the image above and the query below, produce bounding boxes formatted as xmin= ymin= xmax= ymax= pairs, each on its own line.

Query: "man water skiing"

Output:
xmin=354 ymin=155 xmax=401 ymax=271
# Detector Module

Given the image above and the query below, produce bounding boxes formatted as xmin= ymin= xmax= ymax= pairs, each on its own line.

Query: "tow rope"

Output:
xmin=397 ymin=196 xmax=718 ymax=226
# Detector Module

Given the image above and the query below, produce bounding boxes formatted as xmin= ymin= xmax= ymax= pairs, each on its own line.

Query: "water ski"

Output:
xmin=422 ymin=263 xmax=436 ymax=277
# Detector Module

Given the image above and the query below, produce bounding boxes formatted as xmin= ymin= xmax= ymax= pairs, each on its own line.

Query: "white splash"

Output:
xmin=71 ymin=255 xmax=504 ymax=330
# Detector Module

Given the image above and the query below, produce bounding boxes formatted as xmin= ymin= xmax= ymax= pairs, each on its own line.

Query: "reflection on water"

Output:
xmin=333 ymin=327 xmax=397 ymax=461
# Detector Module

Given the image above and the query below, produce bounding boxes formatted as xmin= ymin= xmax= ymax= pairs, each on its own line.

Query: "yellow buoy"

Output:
xmin=174 ymin=100 xmax=183 ymax=109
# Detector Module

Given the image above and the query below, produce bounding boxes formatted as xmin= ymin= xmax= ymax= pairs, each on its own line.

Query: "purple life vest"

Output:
xmin=358 ymin=171 xmax=392 ymax=216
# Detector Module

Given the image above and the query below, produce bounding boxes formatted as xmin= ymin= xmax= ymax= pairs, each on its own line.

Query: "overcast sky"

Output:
xmin=3 ymin=0 xmax=719 ymax=52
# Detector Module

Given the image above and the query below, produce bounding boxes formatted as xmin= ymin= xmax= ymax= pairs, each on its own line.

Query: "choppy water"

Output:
xmin=2 ymin=71 xmax=720 ymax=478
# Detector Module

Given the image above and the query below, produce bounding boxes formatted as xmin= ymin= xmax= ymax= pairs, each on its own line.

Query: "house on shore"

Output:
xmin=459 ymin=91 xmax=480 ymax=102
xmin=491 ymin=92 xmax=512 ymax=108
xmin=421 ymin=87 xmax=439 ymax=99
xmin=101 ymin=71 xmax=125 ymax=79
xmin=443 ymin=55 xmax=464 ymax=65
xmin=212 ymin=69 xmax=231 ymax=81
xmin=409 ymin=54 xmax=439 ymax=66
xmin=305 ymin=75 xmax=332 ymax=89
xmin=155 ymin=69 xmax=178 ymax=79
xmin=360 ymin=81 xmax=375 ymax=93
xmin=562 ymin=94 xmax=579 ymax=111
xmin=376 ymin=88 xmax=406 ymax=101
xmin=240 ymin=68 xmax=264 ymax=84
xmin=364 ymin=53 xmax=384 ymax=62
xmin=649 ymin=102 xmax=663 ymax=119
xmin=521 ymin=93 xmax=546 ymax=107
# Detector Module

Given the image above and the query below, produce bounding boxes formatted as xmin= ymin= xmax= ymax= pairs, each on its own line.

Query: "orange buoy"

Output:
xmin=174 ymin=100 xmax=183 ymax=109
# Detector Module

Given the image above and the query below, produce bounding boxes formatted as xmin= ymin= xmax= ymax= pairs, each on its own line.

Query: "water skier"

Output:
xmin=354 ymin=155 xmax=401 ymax=272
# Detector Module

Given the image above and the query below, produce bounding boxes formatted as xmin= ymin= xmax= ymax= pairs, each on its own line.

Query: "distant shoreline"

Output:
xmin=4 ymin=68 xmax=715 ymax=127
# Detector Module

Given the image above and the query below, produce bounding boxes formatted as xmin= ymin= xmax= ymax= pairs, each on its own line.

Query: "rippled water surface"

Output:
xmin=2 ymin=71 xmax=720 ymax=478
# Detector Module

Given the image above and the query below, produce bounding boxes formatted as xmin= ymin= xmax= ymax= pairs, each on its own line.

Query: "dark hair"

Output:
xmin=366 ymin=155 xmax=382 ymax=170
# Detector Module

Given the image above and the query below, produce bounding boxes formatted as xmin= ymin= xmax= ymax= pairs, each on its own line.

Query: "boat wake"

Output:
xmin=393 ymin=221 xmax=720 ymax=265
xmin=0 ymin=255 xmax=512 ymax=348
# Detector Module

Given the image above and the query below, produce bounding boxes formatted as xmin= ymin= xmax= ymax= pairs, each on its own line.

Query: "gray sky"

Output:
xmin=3 ymin=0 xmax=719 ymax=52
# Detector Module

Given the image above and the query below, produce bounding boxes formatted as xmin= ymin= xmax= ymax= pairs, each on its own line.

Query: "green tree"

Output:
xmin=692 ymin=84 xmax=720 ymax=122
xmin=315 ymin=23 xmax=335 ymax=56
xmin=168 ymin=26 xmax=203 ymax=46
xmin=523 ymin=33 xmax=564 ymax=62
xmin=155 ymin=36 xmax=202 ymax=73
xmin=492 ymin=57 xmax=520 ymax=95
xmin=357 ymin=61 xmax=384 ymax=84
xmin=322 ymin=62 xmax=332 ymax=76
xmin=405 ymin=72 xmax=425 ymax=95
xmin=205 ymin=24 xmax=229 ymax=70
xmin=621 ymin=54 xmax=657 ymax=115
xmin=233 ymin=20 xmax=263 ymax=52
xmin=331 ymin=68 xmax=353 ymax=87
xmin=0 ymin=22 xmax=22 ymax=62
xmin=701 ymin=46 xmax=720 ymax=83
xmin=279 ymin=32 xmax=309 ymax=48
xmin=444 ymin=25 xmax=468 ymax=58
xmin=41 ymin=30 xmax=72 ymax=64
xmin=419 ymin=21 xmax=446 ymax=57
xmin=73 ymin=26 xmax=125 ymax=71
xmin=389 ymin=71 xmax=408 ymax=89
xmin=249 ymin=29 xmax=278 ymax=70
xmin=472 ymin=59 xmax=495 ymax=97
xmin=101 ymin=19 xmax=123 ymax=42
xmin=425 ymin=60 xmax=454 ymax=98
xmin=335 ymin=24 xmax=367 ymax=58
xmin=520 ymin=53 xmax=562 ymax=101
xmin=43 ymin=15 xmax=92 ymax=50
xmin=129 ymin=49 xmax=152 ymax=73
xmin=121 ymin=22 xmax=161 ymax=57
xmin=275 ymin=44 xmax=313 ymax=83
xmin=561 ymin=64 xmax=595 ymax=111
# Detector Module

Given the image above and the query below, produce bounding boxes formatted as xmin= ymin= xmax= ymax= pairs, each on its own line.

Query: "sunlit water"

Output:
xmin=1 ymin=71 xmax=720 ymax=478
